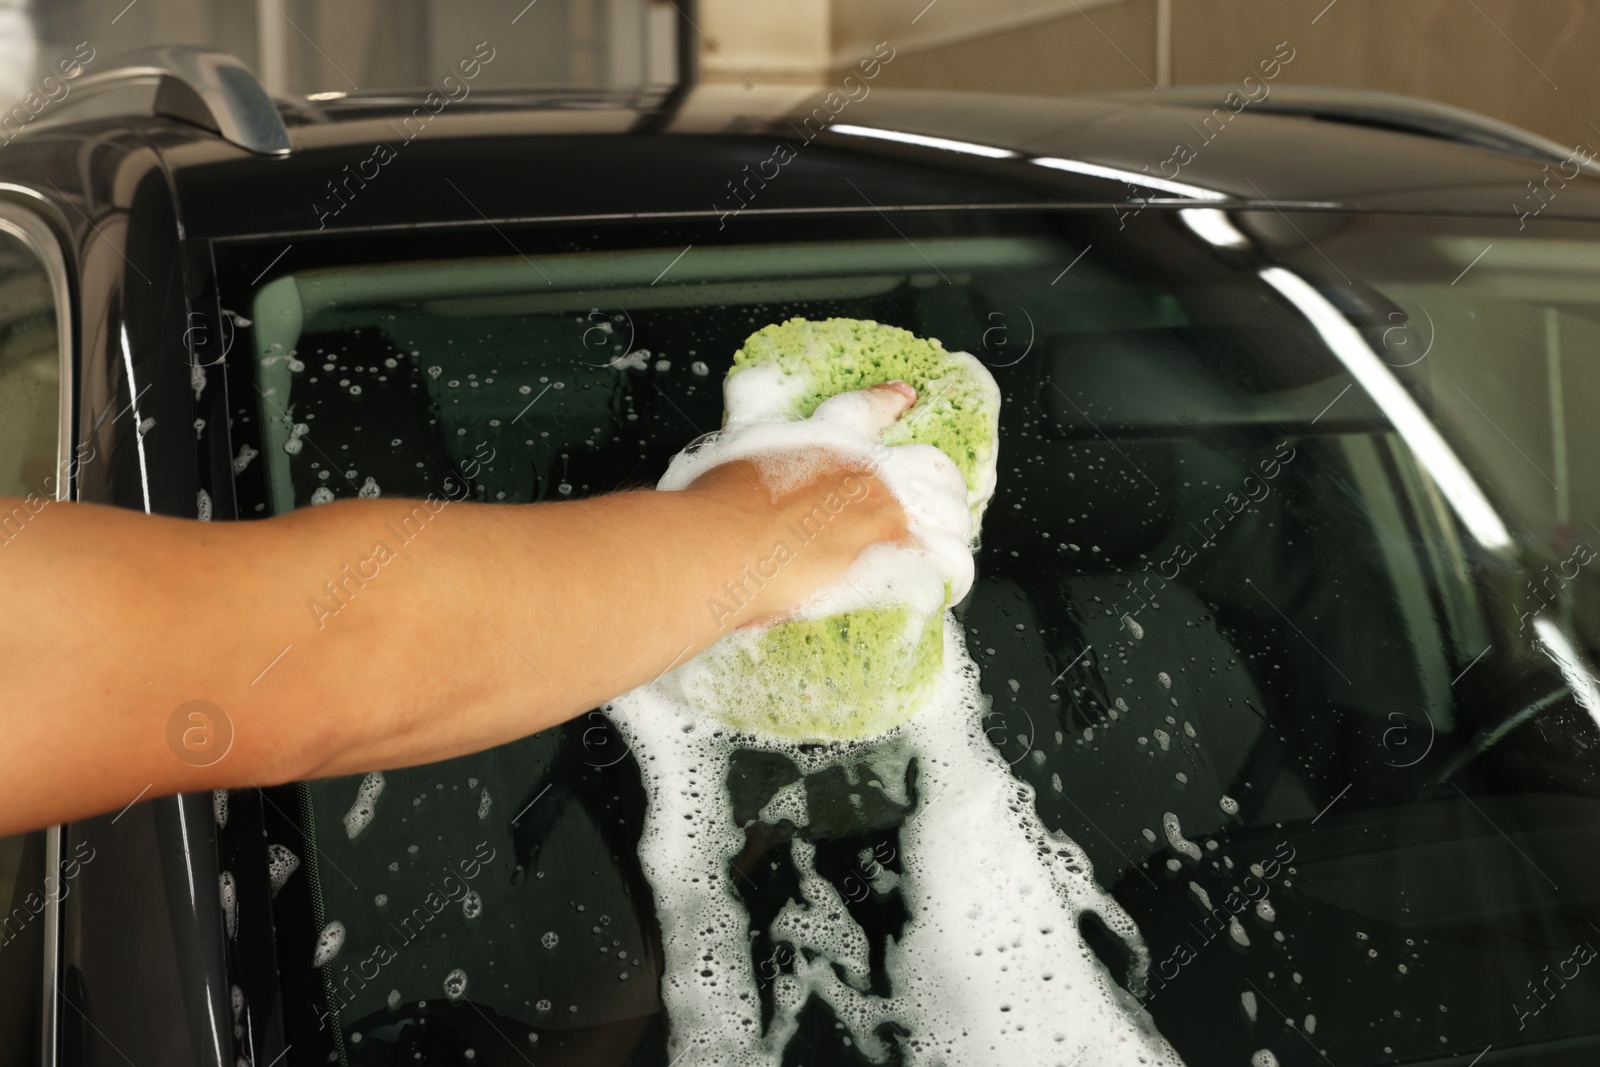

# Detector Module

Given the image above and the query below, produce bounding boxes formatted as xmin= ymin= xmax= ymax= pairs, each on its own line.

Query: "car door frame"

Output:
xmin=0 ymin=183 xmax=79 ymax=1067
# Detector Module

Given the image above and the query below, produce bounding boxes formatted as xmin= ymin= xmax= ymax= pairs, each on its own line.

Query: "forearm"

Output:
xmin=0 ymin=470 xmax=869 ymax=834
xmin=299 ymin=479 xmax=787 ymax=775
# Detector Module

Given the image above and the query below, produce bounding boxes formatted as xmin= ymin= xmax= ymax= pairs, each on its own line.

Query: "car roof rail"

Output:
xmin=1098 ymin=84 xmax=1598 ymax=174
xmin=57 ymin=46 xmax=291 ymax=156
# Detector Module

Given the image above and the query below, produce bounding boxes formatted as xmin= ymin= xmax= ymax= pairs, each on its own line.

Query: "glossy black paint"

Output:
xmin=143 ymin=86 xmax=1600 ymax=242
xmin=0 ymin=77 xmax=1587 ymax=1066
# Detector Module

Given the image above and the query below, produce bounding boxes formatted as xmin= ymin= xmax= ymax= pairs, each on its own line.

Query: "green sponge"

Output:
xmin=728 ymin=317 xmax=999 ymax=525
xmin=702 ymin=318 xmax=1000 ymax=741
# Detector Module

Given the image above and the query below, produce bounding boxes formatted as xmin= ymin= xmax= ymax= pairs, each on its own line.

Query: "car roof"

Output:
xmin=11 ymin=83 xmax=1600 ymax=241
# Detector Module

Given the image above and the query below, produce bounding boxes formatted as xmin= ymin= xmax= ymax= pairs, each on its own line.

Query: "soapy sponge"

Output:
xmin=728 ymin=317 xmax=1000 ymax=527
xmin=679 ymin=318 xmax=1001 ymax=741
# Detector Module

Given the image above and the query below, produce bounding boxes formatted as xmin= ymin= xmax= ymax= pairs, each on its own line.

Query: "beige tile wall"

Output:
xmin=805 ymin=0 xmax=1600 ymax=150
xmin=832 ymin=0 xmax=1161 ymax=96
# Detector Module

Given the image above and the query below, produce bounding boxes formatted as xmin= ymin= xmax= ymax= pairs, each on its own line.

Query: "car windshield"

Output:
xmin=220 ymin=207 xmax=1600 ymax=1067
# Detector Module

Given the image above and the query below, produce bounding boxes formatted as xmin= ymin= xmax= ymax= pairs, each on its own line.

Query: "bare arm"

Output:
xmin=0 ymin=384 xmax=916 ymax=835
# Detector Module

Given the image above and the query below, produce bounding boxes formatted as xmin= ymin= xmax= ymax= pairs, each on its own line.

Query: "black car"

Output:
xmin=2 ymin=37 xmax=1600 ymax=1067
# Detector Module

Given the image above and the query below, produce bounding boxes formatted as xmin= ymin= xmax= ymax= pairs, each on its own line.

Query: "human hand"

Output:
xmin=677 ymin=381 xmax=923 ymax=627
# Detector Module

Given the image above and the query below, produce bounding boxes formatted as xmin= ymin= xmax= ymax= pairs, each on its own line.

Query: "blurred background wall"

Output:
xmin=718 ymin=0 xmax=1598 ymax=151
xmin=4 ymin=0 xmax=1597 ymax=150
xmin=823 ymin=0 xmax=1595 ymax=150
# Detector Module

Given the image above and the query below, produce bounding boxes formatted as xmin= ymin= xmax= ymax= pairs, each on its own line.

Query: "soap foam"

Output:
xmin=343 ymin=771 xmax=385 ymax=840
xmin=605 ymin=335 xmax=1183 ymax=1065
xmin=609 ymin=620 xmax=1181 ymax=1065
xmin=219 ymin=871 xmax=237 ymax=939
xmin=313 ymin=920 xmax=345 ymax=968
xmin=267 ymin=843 xmax=300 ymax=897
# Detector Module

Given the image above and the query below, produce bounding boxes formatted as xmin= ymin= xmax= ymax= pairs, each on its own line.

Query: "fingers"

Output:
xmin=877 ymin=379 xmax=919 ymax=406
xmin=809 ymin=380 xmax=917 ymax=437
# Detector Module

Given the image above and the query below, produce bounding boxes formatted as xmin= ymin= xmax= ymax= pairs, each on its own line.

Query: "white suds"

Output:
xmin=1163 ymin=812 xmax=1202 ymax=863
xmin=267 ymin=843 xmax=300 ymax=896
xmin=219 ymin=871 xmax=237 ymax=939
xmin=343 ymin=771 xmax=385 ymax=839
xmin=611 ymin=622 xmax=1182 ymax=1065
xmin=313 ymin=921 xmax=345 ymax=967
xmin=603 ymin=348 xmax=1180 ymax=1065
xmin=443 ymin=968 xmax=468 ymax=1001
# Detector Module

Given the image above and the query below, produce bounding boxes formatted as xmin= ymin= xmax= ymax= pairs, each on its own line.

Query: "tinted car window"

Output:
xmin=222 ymin=209 xmax=1600 ymax=1066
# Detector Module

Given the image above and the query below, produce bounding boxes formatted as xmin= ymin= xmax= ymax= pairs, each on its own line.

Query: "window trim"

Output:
xmin=0 ymin=195 xmax=76 ymax=1067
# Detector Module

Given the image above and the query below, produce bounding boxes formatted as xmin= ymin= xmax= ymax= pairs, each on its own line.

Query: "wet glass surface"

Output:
xmin=223 ymin=209 xmax=1600 ymax=1066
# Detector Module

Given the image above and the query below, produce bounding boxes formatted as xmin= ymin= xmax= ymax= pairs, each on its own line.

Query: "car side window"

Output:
xmin=0 ymin=214 xmax=69 ymax=1067
xmin=0 ymin=222 xmax=62 ymax=500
